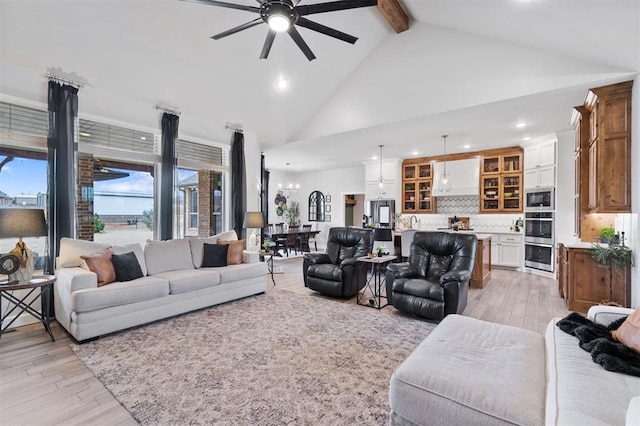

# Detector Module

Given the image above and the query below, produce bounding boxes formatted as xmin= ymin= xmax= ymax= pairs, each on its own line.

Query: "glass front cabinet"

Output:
xmin=402 ymin=161 xmax=435 ymax=213
xmin=480 ymin=152 xmax=523 ymax=213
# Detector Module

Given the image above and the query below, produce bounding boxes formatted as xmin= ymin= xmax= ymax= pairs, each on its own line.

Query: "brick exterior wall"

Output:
xmin=198 ymin=170 xmax=213 ymax=237
xmin=77 ymin=153 xmax=94 ymax=241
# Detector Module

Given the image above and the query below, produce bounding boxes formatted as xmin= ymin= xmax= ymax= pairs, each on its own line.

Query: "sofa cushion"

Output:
xmin=390 ymin=315 xmax=545 ymax=426
xmin=112 ymin=251 xmax=144 ymax=282
xmin=188 ymin=230 xmax=238 ymax=268
xmin=80 ymin=248 xmax=116 ymax=287
xmin=613 ymin=307 xmax=640 ymax=354
xmin=392 ymin=277 xmax=443 ymax=300
xmin=218 ymin=239 xmax=244 ymax=265
xmin=112 ymin=243 xmax=147 ymax=276
xmin=72 ymin=276 xmax=169 ymax=313
xmin=153 ymin=269 xmax=221 ymax=294
xmin=144 ymin=239 xmax=194 ymax=275
xmin=545 ymin=318 xmax=640 ymax=426
xmin=59 ymin=237 xmax=110 ymax=268
xmin=202 ymin=243 xmax=228 ymax=267
xmin=212 ymin=262 xmax=268 ymax=284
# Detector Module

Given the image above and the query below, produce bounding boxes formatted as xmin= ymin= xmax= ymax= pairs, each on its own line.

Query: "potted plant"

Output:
xmin=283 ymin=201 xmax=300 ymax=226
xmin=591 ymin=240 xmax=633 ymax=305
xmin=599 ymin=226 xmax=617 ymax=245
xmin=261 ymin=242 xmax=271 ymax=253
xmin=375 ymin=246 xmax=385 ymax=257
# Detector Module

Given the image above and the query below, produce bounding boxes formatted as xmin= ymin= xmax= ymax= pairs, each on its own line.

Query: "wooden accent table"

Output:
xmin=0 ymin=275 xmax=57 ymax=341
xmin=356 ymin=255 xmax=397 ymax=309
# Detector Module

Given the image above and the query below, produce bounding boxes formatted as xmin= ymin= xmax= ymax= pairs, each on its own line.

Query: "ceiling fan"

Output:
xmin=182 ymin=0 xmax=378 ymax=61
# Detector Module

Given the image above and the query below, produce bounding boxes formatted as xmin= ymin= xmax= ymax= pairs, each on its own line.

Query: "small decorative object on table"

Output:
xmin=376 ymin=246 xmax=385 ymax=257
xmin=0 ymin=209 xmax=48 ymax=283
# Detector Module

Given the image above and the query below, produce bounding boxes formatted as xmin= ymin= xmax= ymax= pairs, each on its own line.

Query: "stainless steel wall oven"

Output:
xmin=524 ymin=212 xmax=554 ymax=272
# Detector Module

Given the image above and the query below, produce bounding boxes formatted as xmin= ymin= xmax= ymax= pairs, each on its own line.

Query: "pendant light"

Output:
xmin=377 ymin=145 xmax=385 ymax=189
xmin=439 ymin=135 xmax=452 ymax=192
xmin=279 ymin=162 xmax=299 ymax=197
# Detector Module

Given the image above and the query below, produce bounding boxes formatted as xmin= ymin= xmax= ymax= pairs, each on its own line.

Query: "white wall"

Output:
xmin=555 ymin=131 xmax=575 ymax=243
xmin=267 ymin=165 xmax=365 ymax=248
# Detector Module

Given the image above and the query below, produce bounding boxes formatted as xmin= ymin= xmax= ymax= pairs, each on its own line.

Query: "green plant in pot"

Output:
xmin=591 ymin=240 xmax=633 ymax=305
xmin=599 ymin=226 xmax=617 ymax=244
xmin=375 ymin=246 xmax=385 ymax=257
xmin=261 ymin=242 xmax=271 ymax=252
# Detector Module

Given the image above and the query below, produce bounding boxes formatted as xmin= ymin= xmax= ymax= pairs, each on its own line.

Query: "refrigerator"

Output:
xmin=369 ymin=200 xmax=395 ymax=227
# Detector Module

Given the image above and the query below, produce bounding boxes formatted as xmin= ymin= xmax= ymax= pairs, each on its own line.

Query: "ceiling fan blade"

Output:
xmin=296 ymin=17 xmax=357 ymax=44
xmin=260 ymin=30 xmax=277 ymax=59
xmin=296 ymin=0 xmax=377 ymax=16
xmin=181 ymin=0 xmax=260 ymax=13
xmin=287 ymin=26 xmax=316 ymax=61
xmin=211 ymin=18 xmax=263 ymax=40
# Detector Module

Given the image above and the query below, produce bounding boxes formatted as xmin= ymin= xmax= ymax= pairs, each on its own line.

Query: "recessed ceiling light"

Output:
xmin=276 ymin=78 xmax=288 ymax=90
xmin=372 ymin=155 xmax=378 ymax=160
xmin=515 ymin=122 xmax=527 ymax=129
xmin=463 ymin=144 xmax=471 ymax=149
xmin=140 ymin=136 xmax=147 ymax=140
xmin=412 ymin=151 xmax=419 ymax=156
xmin=79 ymin=132 xmax=91 ymax=137
xmin=522 ymin=136 xmax=531 ymax=141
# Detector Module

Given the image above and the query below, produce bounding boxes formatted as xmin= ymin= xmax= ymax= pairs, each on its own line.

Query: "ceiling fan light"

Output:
xmin=268 ymin=14 xmax=290 ymax=32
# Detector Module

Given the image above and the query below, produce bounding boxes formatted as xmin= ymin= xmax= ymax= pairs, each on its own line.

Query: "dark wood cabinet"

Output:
xmin=558 ymin=244 xmax=631 ymax=313
xmin=585 ymin=81 xmax=633 ymax=213
xmin=470 ymin=235 xmax=491 ymax=289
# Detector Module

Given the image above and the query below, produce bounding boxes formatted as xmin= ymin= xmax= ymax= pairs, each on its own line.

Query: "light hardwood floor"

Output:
xmin=0 ymin=257 xmax=568 ymax=425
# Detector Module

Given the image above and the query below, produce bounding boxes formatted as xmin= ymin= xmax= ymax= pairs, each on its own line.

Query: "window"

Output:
xmin=308 ymin=191 xmax=325 ymax=222
xmin=189 ymin=188 xmax=198 ymax=229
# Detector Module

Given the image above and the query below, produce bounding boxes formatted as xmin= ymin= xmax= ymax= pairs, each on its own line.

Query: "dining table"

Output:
xmin=266 ymin=229 xmax=321 ymax=256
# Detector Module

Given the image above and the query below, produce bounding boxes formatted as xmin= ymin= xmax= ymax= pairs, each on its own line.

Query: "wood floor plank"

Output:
xmin=0 ymin=256 xmax=568 ymax=425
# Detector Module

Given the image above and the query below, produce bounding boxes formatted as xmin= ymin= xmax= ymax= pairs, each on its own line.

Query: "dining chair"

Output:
xmin=285 ymin=224 xmax=300 ymax=256
xmin=273 ymin=223 xmax=287 ymax=256
xmin=306 ymin=224 xmax=318 ymax=251
xmin=298 ymin=224 xmax=312 ymax=252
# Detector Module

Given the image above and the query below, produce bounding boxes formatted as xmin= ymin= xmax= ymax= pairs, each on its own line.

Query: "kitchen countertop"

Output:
xmin=395 ymin=229 xmax=523 ymax=237
xmin=556 ymin=238 xmax=602 ymax=249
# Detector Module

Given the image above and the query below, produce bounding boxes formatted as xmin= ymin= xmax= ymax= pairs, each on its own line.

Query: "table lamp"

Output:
xmin=0 ymin=209 xmax=48 ymax=283
xmin=243 ymin=211 xmax=265 ymax=250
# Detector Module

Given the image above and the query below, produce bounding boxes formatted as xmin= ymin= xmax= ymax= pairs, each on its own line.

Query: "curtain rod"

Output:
xmin=45 ymin=72 xmax=85 ymax=88
xmin=225 ymin=122 xmax=243 ymax=133
xmin=155 ymin=104 xmax=181 ymax=116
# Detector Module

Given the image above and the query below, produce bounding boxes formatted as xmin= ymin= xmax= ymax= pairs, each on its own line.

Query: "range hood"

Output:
xmin=432 ymin=158 xmax=480 ymax=197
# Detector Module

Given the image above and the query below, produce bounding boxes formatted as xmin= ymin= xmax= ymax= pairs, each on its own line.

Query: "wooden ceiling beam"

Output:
xmin=377 ymin=0 xmax=410 ymax=33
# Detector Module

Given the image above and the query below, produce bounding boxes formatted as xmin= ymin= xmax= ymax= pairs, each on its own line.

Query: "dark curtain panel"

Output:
xmin=231 ymin=131 xmax=246 ymax=240
xmin=260 ymin=154 xmax=269 ymax=245
xmin=46 ymin=81 xmax=78 ymax=276
xmin=159 ymin=113 xmax=178 ymax=240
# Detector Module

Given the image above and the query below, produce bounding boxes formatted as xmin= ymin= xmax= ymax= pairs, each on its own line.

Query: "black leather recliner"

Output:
xmin=385 ymin=231 xmax=477 ymax=320
xmin=303 ymin=227 xmax=373 ymax=297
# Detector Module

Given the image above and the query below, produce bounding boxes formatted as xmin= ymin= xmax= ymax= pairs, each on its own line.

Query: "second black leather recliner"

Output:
xmin=303 ymin=227 xmax=373 ymax=297
xmin=385 ymin=231 xmax=477 ymax=321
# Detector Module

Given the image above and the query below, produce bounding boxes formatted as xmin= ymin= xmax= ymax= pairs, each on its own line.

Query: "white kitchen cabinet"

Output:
xmin=365 ymin=180 xmax=396 ymax=200
xmin=524 ymin=141 xmax=556 ymax=170
xmin=491 ymin=233 xmax=523 ymax=268
xmin=525 ymin=165 xmax=555 ymax=189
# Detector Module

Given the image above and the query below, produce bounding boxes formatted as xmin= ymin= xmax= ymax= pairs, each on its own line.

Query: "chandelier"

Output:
xmin=279 ymin=162 xmax=299 ymax=197
xmin=438 ymin=135 xmax=452 ymax=192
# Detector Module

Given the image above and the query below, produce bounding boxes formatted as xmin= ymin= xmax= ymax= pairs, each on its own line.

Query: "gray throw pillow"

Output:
xmin=112 ymin=251 xmax=144 ymax=282
xmin=202 ymin=243 xmax=228 ymax=267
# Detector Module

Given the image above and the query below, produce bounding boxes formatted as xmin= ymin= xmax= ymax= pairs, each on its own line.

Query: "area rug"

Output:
xmin=72 ymin=290 xmax=436 ymax=425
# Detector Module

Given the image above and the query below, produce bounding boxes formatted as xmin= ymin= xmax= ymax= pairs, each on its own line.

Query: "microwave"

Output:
xmin=525 ymin=187 xmax=554 ymax=211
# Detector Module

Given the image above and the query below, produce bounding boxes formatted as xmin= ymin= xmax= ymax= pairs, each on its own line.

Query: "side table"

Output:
xmin=0 ymin=275 xmax=57 ymax=341
xmin=356 ymin=255 xmax=397 ymax=309
xmin=259 ymin=250 xmax=276 ymax=286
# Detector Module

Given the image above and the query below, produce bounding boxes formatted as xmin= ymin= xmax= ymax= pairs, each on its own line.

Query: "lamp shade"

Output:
xmin=243 ymin=211 xmax=265 ymax=229
xmin=373 ymin=227 xmax=393 ymax=242
xmin=0 ymin=209 xmax=48 ymax=238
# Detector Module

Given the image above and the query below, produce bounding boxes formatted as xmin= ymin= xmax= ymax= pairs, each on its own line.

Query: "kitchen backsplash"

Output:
xmin=401 ymin=213 xmax=522 ymax=232
xmin=436 ymin=196 xmax=480 ymax=215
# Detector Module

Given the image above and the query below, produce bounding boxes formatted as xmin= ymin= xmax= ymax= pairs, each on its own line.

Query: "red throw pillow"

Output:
xmin=217 ymin=239 xmax=244 ymax=265
xmin=81 ymin=248 xmax=116 ymax=286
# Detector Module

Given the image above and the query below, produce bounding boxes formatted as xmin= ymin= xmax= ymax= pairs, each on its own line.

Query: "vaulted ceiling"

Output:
xmin=1 ymin=0 xmax=637 ymax=172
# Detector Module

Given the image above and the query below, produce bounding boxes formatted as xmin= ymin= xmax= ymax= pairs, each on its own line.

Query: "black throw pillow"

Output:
xmin=111 ymin=251 xmax=144 ymax=282
xmin=202 ymin=243 xmax=228 ymax=267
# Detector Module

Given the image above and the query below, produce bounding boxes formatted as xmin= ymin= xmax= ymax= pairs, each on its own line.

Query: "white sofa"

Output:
xmin=54 ymin=231 xmax=268 ymax=342
xmin=389 ymin=306 xmax=640 ymax=425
